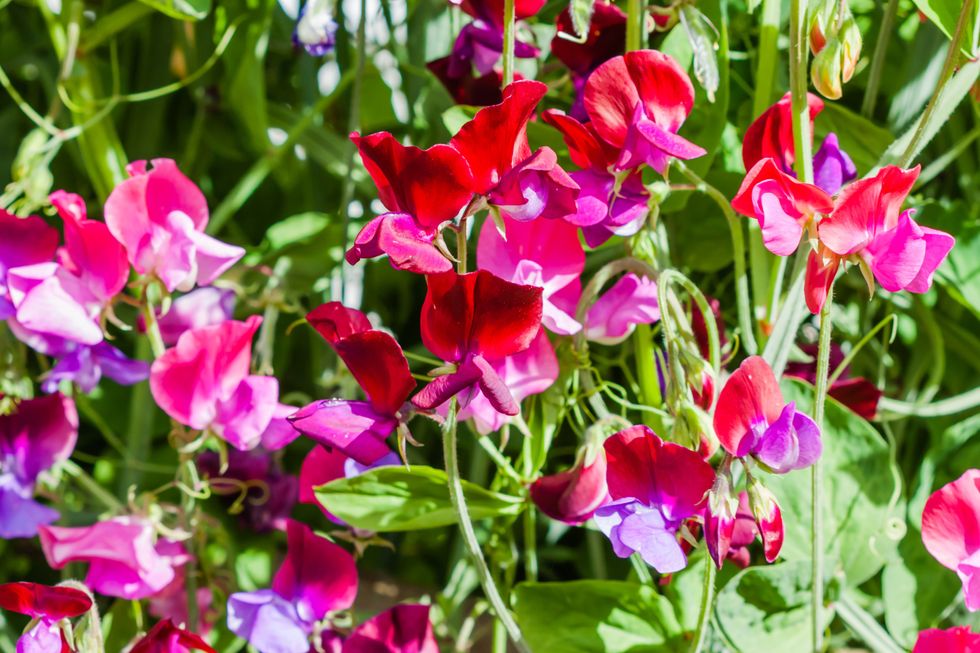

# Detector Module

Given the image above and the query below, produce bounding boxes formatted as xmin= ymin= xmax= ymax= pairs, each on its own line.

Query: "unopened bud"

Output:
xmin=705 ymin=471 xmax=739 ymax=569
xmin=840 ymin=17 xmax=862 ymax=82
xmin=747 ymin=476 xmax=784 ymax=563
xmin=811 ymin=38 xmax=843 ymax=100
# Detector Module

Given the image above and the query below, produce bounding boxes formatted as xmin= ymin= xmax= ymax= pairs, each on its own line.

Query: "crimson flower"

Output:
xmin=0 ymin=582 xmax=92 ymax=653
xmin=413 ymin=269 xmax=543 ymax=416
xmin=129 ymin=619 xmax=216 ymax=653
xmin=530 ymin=446 xmax=609 ymax=525
xmin=346 ymin=132 xmax=473 ymax=274
xmin=913 ymin=627 xmax=980 ymax=653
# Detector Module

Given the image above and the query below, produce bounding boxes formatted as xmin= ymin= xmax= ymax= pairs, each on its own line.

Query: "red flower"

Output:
xmin=346 ymin=132 xmax=473 ymax=273
xmin=414 ymin=270 xmax=543 ymax=416
xmin=551 ymin=2 xmax=626 ymax=77
xmin=129 ymin=619 xmax=216 ymax=653
xmin=427 ymin=58 xmax=511 ymax=106
xmin=784 ymin=343 xmax=882 ymax=420
xmin=530 ymin=446 xmax=609 ymax=525
xmin=452 ymin=0 xmax=545 ymax=27
xmin=0 ymin=582 xmax=91 ymax=620
xmin=742 ymin=91 xmax=823 ymax=174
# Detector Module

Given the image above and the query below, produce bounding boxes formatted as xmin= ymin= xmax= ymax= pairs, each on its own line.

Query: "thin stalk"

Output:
xmin=442 ymin=400 xmax=530 ymax=653
xmin=140 ymin=299 xmax=166 ymax=359
xmin=629 ymin=554 xmax=653 ymax=584
xmin=502 ymin=0 xmax=516 ymax=86
xmin=860 ymin=0 xmax=898 ymax=117
xmin=523 ymin=508 xmax=538 ymax=582
xmin=634 ymin=324 xmax=665 ymax=433
xmin=62 ymin=460 xmax=123 ymax=512
xmin=878 ymin=387 xmax=980 ymax=419
xmin=626 ymin=0 xmax=643 ymax=52
xmin=80 ymin=2 xmax=154 ymax=51
xmin=789 ymin=0 xmax=814 ymax=183
xmin=688 ymin=558 xmax=716 ymax=653
xmin=898 ymin=0 xmax=975 ymax=168
xmin=752 ymin=0 xmax=782 ymax=117
xmin=457 ymin=216 xmax=468 ymax=273
xmin=811 ymin=290 xmax=834 ymax=653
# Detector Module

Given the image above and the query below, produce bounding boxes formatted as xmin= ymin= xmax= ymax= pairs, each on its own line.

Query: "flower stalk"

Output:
xmin=811 ymin=285 xmax=834 ymax=652
xmin=502 ymin=0 xmax=517 ymax=85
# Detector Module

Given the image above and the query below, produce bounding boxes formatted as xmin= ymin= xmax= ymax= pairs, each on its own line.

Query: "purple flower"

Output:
xmin=812 ymin=132 xmax=857 ymax=195
xmin=294 ymin=0 xmax=338 ymax=56
xmin=0 ymin=209 xmax=58 ymax=320
xmin=448 ymin=20 xmax=539 ymax=77
xmin=0 ymin=394 xmax=78 ymax=539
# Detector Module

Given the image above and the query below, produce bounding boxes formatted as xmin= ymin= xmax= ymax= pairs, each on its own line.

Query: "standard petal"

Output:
xmin=712 ymin=356 xmax=784 ymax=457
xmin=922 ymin=469 xmax=980 ymax=572
xmin=272 ymin=521 xmax=358 ymax=620
xmin=344 ymin=604 xmax=439 ymax=653
xmin=227 ymin=590 xmax=311 ymax=653
xmin=288 ymin=399 xmax=397 ymax=465
xmin=585 ymin=273 xmax=659 ymax=345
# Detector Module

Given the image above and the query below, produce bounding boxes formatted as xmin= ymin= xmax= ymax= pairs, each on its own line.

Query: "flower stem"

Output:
xmin=457 ymin=215 xmax=468 ymax=273
xmin=789 ymin=0 xmax=814 ymax=183
xmin=634 ymin=324 xmax=666 ymax=433
xmin=811 ymin=289 xmax=834 ymax=653
xmin=860 ymin=0 xmax=898 ymax=117
xmin=688 ymin=556 xmax=716 ymax=653
xmin=442 ymin=400 xmax=530 ymax=653
xmin=502 ymin=0 xmax=516 ymax=86
xmin=752 ymin=0 xmax=782 ymax=117
xmin=626 ymin=0 xmax=643 ymax=51
xmin=140 ymin=297 xmax=166 ymax=358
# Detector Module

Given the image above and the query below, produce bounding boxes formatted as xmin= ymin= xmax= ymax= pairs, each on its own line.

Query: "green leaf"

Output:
xmin=136 ymin=0 xmax=211 ymax=20
xmin=715 ymin=560 xmax=830 ymax=651
xmin=910 ymin=0 xmax=978 ymax=55
xmin=314 ymin=465 xmax=523 ymax=531
xmin=679 ymin=5 xmax=719 ymax=103
xmin=768 ymin=379 xmax=904 ymax=586
xmin=513 ymin=580 xmax=685 ymax=653
xmin=568 ymin=0 xmax=596 ymax=40
xmin=918 ymin=200 xmax=980 ymax=320
xmin=263 ymin=212 xmax=331 ymax=251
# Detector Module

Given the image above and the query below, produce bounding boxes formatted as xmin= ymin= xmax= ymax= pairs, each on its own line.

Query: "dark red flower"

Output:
xmin=427 ymin=58 xmax=509 ymax=106
xmin=129 ymin=619 xmax=216 ymax=653
xmin=530 ymin=447 xmax=609 ymax=525
xmin=0 ymin=582 xmax=92 ymax=620
xmin=551 ymin=2 xmax=626 ymax=76
xmin=452 ymin=0 xmax=545 ymax=27
xmin=784 ymin=342 xmax=882 ymax=420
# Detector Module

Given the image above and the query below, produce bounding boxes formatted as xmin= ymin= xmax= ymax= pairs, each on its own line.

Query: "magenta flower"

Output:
xmin=0 ymin=582 xmax=92 ymax=653
xmin=921 ymin=469 xmax=980 ymax=612
xmin=104 ymin=159 xmax=244 ymax=292
xmin=343 ymin=604 xmax=439 ymax=653
xmin=413 ymin=270 xmax=543 ymax=416
xmin=713 ymin=356 xmax=822 ymax=474
xmin=227 ymin=520 xmax=358 ymax=653
xmin=477 ymin=215 xmax=583 ymax=335
xmin=541 ymin=109 xmax=650 ymax=247
xmin=451 ymin=81 xmax=578 ymax=223
xmin=0 ymin=393 xmax=78 ymax=539
xmin=913 ymin=626 xmax=980 ymax=653
xmin=0 ymin=208 xmax=59 ymax=320
xmin=150 ymin=316 xmax=284 ymax=451
xmin=150 ymin=287 xmax=236 ymax=345
xmin=447 ymin=0 xmax=543 ymax=76
xmin=346 ymin=132 xmax=474 ymax=274
xmin=289 ymin=303 xmax=415 ymax=465
xmin=39 ymin=516 xmax=188 ymax=600
xmin=584 ymin=273 xmax=660 ymax=345
xmin=530 ymin=445 xmax=609 ymax=525
xmin=594 ymin=425 xmax=714 ymax=572
xmin=130 ymin=619 xmax=216 ymax=653
xmin=583 ymin=50 xmax=705 ymax=173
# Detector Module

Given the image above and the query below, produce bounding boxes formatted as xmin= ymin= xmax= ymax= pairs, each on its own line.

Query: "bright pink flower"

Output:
xmin=809 ymin=165 xmax=954 ymax=313
xmin=299 ymin=444 xmax=400 ymax=524
xmin=456 ymin=330 xmax=558 ymax=433
xmin=921 ymin=469 xmax=980 ymax=612
xmin=0 ymin=582 xmax=92 ymax=653
xmin=150 ymin=287 xmax=236 ymax=345
xmin=39 ymin=517 xmax=187 ymax=600
xmin=413 ymin=270 xmax=543 ymax=416
xmin=583 ymin=50 xmax=705 ymax=173
xmin=477 ymin=215 xmax=583 ymax=335
xmin=913 ymin=627 xmax=980 ymax=653
xmin=713 ymin=356 xmax=822 ymax=473
xmin=595 ymin=426 xmax=715 ymax=572
xmin=129 ymin=619 xmax=216 ymax=653
xmin=704 ymin=474 xmax=738 ymax=569
xmin=289 ymin=303 xmax=415 ymax=464
xmin=0 ymin=209 xmax=59 ymax=320
xmin=343 ymin=604 xmax=439 ymax=653
xmin=104 ymin=159 xmax=244 ymax=292
xmin=6 ymin=192 xmax=128 ymax=346
xmin=731 ymin=158 xmax=834 ymax=256
xmin=346 ymin=132 xmax=473 ymax=274
xmin=530 ymin=445 xmax=608 ymax=525
xmin=451 ymin=81 xmax=578 ymax=222
xmin=0 ymin=393 xmax=78 ymax=538
xmin=742 ymin=92 xmax=823 ymax=174
xmin=150 ymin=316 xmax=282 ymax=451
xmin=541 ymin=109 xmax=650 ymax=246
xmin=584 ymin=273 xmax=660 ymax=345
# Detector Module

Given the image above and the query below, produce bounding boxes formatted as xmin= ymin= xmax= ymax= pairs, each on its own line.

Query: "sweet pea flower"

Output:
xmin=713 ymin=356 xmax=822 ymax=473
xmin=584 ymin=273 xmax=660 ymax=345
xmin=299 ymin=444 xmax=400 ymax=524
xmin=227 ymin=521 xmax=358 ymax=653
xmin=104 ymin=159 xmax=244 ymax=292
xmin=151 ymin=287 xmax=236 ymax=345
xmin=289 ymin=303 xmax=415 ymax=465
xmin=0 ymin=209 xmax=58 ymax=320
xmin=412 ymin=269 xmax=543 ymax=416
xmin=293 ymin=0 xmax=338 ymax=56
xmin=541 ymin=109 xmax=650 ymax=247
xmin=451 ymin=81 xmax=579 ymax=223
xmin=913 ymin=627 xmax=980 ymax=653
xmin=731 ymin=158 xmax=834 ymax=257
xmin=583 ymin=50 xmax=706 ymax=173
xmin=427 ymin=58 xmax=511 ymax=107
xmin=921 ymin=469 xmax=980 ymax=612
xmin=447 ymin=0 xmax=543 ymax=76
xmin=551 ymin=2 xmax=626 ymax=120
xmin=6 ymin=191 xmax=128 ymax=346
xmin=342 ymin=604 xmax=439 ymax=653
xmin=530 ymin=443 xmax=609 ymax=525
xmin=39 ymin=516 xmax=187 ymax=600
xmin=807 ymin=164 xmax=954 ymax=314
xmin=746 ymin=475 xmax=784 ymax=562
xmin=150 ymin=316 xmax=284 ymax=451
xmin=812 ymin=133 xmax=857 ymax=196
xmin=148 ymin=567 xmax=215 ymax=637
xmin=0 ymin=393 xmax=78 ymax=539
xmin=477 ymin=215 xmax=583 ymax=335
xmin=130 ymin=619 xmax=216 ymax=653
xmin=594 ymin=425 xmax=714 ymax=573
xmin=346 ymin=132 xmax=473 ymax=274
xmin=0 ymin=582 xmax=92 ymax=653
xmin=742 ymin=92 xmax=824 ymax=175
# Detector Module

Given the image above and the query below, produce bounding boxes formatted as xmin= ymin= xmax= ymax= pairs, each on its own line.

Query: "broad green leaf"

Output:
xmin=768 ymin=379 xmax=904 ymax=586
xmin=715 ymin=560 xmax=830 ymax=651
xmin=136 ymin=0 xmax=210 ymax=20
xmin=815 ymin=102 xmax=893 ymax=176
xmin=569 ymin=0 xmax=597 ymax=40
xmin=679 ymin=5 xmax=719 ymax=103
xmin=262 ymin=212 xmax=331 ymax=251
xmin=910 ymin=0 xmax=978 ymax=55
xmin=315 ymin=465 xmax=523 ymax=531
xmin=513 ymin=580 xmax=685 ymax=653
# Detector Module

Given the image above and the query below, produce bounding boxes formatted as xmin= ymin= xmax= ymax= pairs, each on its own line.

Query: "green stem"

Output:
xmin=626 ymin=0 xmax=643 ymax=52
xmin=80 ymin=2 xmax=154 ymax=51
xmin=523 ymin=508 xmax=538 ymax=582
xmin=878 ymin=387 xmax=980 ymax=419
xmin=457 ymin=216 xmax=468 ymax=273
xmin=752 ymin=0 xmax=782 ymax=117
xmin=761 ymin=252 xmax=808 ymax=376
xmin=140 ymin=299 xmax=166 ymax=359
xmin=811 ymin=289 xmax=834 ymax=653
xmin=629 ymin=553 xmax=653 ymax=584
xmin=836 ymin=592 xmax=904 ymax=653
xmin=789 ymin=0 xmax=814 ymax=183
xmin=62 ymin=460 xmax=124 ymax=512
xmin=860 ymin=0 xmax=898 ymax=117
xmin=502 ymin=0 xmax=516 ymax=86
xmin=179 ymin=460 xmax=200 ymax=632
xmin=898 ymin=0 xmax=975 ymax=168
xmin=634 ymin=324 xmax=666 ymax=433
xmin=688 ymin=557 xmax=716 ymax=653
xmin=442 ymin=400 xmax=530 ymax=653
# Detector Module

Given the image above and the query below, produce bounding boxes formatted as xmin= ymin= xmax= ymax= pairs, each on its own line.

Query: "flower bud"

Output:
xmin=840 ymin=17 xmax=862 ymax=83
xmin=748 ymin=477 xmax=784 ymax=563
xmin=807 ymin=0 xmax=837 ymax=54
xmin=811 ymin=38 xmax=844 ymax=100
xmin=705 ymin=472 xmax=739 ymax=569
xmin=530 ymin=443 xmax=609 ymax=525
